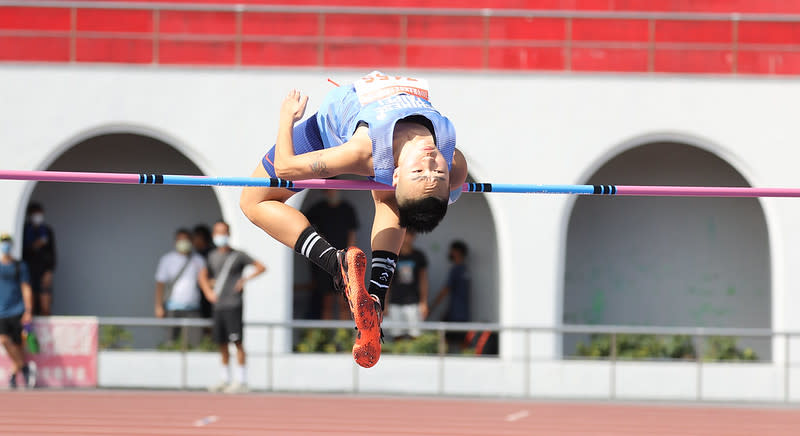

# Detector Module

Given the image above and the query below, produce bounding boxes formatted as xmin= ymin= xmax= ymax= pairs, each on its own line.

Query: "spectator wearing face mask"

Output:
xmin=22 ymin=203 xmax=56 ymax=316
xmin=154 ymin=228 xmax=206 ymax=346
xmin=198 ymin=221 xmax=266 ymax=393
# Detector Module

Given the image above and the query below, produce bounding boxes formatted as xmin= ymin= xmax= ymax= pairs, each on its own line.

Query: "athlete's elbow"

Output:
xmin=274 ymin=164 xmax=294 ymax=180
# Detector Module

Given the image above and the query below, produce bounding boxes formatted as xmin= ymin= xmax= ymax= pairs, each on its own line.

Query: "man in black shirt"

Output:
xmin=22 ymin=203 xmax=56 ymax=316
xmin=385 ymin=232 xmax=428 ymax=340
xmin=303 ymin=190 xmax=358 ymax=320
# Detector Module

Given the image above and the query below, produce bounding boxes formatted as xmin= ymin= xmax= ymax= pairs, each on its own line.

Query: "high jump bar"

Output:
xmin=1 ymin=169 xmax=799 ymax=197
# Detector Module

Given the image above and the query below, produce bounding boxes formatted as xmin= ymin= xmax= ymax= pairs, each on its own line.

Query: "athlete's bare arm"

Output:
xmin=450 ymin=148 xmax=468 ymax=191
xmin=273 ymin=90 xmax=372 ymax=180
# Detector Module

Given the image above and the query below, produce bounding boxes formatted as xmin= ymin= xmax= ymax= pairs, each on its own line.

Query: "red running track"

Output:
xmin=1 ymin=390 xmax=800 ymax=435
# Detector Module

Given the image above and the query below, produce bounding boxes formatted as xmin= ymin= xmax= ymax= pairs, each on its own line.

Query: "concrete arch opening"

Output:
xmin=292 ymin=175 xmax=500 ymax=324
xmin=26 ymin=133 xmax=223 ymax=318
xmin=562 ymin=142 xmax=771 ymax=357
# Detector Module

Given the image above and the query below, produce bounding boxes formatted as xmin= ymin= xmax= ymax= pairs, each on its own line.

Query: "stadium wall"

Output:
xmin=1 ymin=66 xmax=799 ymax=389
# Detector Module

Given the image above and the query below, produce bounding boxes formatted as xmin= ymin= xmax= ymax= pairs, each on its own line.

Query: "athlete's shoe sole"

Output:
xmin=338 ymin=247 xmax=381 ymax=368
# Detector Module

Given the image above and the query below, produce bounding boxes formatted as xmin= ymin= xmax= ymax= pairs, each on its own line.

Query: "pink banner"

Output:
xmin=0 ymin=317 xmax=98 ymax=388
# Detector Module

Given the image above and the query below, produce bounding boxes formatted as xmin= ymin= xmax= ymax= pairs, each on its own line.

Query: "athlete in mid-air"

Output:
xmin=240 ymin=71 xmax=468 ymax=367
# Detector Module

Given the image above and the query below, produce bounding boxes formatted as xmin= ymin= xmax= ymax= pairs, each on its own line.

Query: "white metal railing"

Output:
xmin=97 ymin=316 xmax=794 ymax=401
xmin=1 ymin=1 xmax=800 ymax=72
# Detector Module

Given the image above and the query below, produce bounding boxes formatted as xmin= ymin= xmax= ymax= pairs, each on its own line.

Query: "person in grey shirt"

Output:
xmin=198 ymin=220 xmax=266 ymax=393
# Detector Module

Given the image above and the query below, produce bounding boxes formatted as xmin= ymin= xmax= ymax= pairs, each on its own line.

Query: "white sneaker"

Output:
xmin=223 ymin=382 xmax=249 ymax=394
xmin=207 ymin=381 xmax=228 ymax=393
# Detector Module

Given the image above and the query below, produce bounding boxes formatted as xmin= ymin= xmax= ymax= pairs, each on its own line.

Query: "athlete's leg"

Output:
xmin=241 ymin=152 xmax=377 ymax=367
xmin=367 ymin=190 xmax=404 ymax=310
xmin=239 ymin=163 xmax=309 ymax=248
xmin=241 ymin=140 xmax=345 ymax=277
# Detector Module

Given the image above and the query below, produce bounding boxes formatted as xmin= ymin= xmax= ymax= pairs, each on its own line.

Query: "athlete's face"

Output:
xmin=393 ymin=137 xmax=450 ymax=201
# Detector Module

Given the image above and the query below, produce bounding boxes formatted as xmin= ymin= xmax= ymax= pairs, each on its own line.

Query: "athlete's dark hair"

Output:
xmin=397 ymin=196 xmax=448 ymax=234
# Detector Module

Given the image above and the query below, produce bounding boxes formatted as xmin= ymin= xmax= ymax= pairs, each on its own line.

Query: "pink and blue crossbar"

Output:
xmin=2 ymin=169 xmax=800 ymax=197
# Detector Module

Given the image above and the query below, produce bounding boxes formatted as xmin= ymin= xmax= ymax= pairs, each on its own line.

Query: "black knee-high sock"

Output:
xmin=368 ymin=250 xmax=398 ymax=309
xmin=294 ymin=226 xmax=339 ymax=276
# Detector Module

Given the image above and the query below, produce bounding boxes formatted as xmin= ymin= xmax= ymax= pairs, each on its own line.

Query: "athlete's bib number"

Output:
xmin=354 ymin=71 xmax=430 ymax=106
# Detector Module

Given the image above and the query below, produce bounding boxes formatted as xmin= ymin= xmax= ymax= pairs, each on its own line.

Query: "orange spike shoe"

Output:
xmin=336 ymin=247 xmax=382 ymax=368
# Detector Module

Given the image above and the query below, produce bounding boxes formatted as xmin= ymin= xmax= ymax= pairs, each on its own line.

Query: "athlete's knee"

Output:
xmin=239 ymin=190 xmax=256 ymax=220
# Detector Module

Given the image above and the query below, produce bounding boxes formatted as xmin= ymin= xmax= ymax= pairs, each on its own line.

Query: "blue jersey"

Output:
xmin=0 ymin=259 xmax=29 ymax=318
xmin=316 ymin=83 xmax=457 ymax=185
xmin=262 ymin=73 xmax=457 ymax=187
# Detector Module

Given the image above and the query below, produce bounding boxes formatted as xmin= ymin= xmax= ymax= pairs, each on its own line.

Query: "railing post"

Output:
xmin=69 ymin=7 xmax=77 ymax=63
xmin=524 ymin=328 xmax=531 ymax=398
xmin=647 ymin=18 xmax=655 ymax=72
xmin=399 ymin=15 xmax=408 ymax=69
xmin=695 ymin=334 xmax=703 ymax=401
xmin=152 ymin=8 xmax=160 ymax=65
xmin=482 ymin=14 xmax=490 ymax=70
xmin=438 ymin=326 xmax=446 ymax=395
xmin=267 ymin=325 xmax=273 ymax=392
xmin=609 ymin=332 xmax=616 ymax=399
xmin=352 ymin=357 xmax=360 ymax=393
xmin=564 ymin=16 xmax=572 ymax=71
xmin=317 ymin=12 xmax=325 ymax=67
xmin=180 ymin=322 xmax=188 ymax=390
xmin=731 ymin=15 xmax=739 ymax=75
xmin=785 ymin=333 xmax=790 ymax=403
xmin=235 ymin=7 xmax=243 ymax=67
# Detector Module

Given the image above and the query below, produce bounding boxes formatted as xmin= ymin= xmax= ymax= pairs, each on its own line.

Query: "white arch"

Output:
xmin=14 ymin=123 xmax=227 ymax=242
xmin=554 ymin=131 xmax=782 ymax=360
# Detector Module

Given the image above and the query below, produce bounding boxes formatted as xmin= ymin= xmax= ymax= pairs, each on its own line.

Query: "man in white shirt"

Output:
xmin=154 ymin=228 xmax=206 ymax=346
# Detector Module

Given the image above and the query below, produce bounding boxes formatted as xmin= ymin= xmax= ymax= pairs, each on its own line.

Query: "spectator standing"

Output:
xmin=0 ymin=233 xmax=36 ymax=388
xmin=192 ymin=224 xmax=215 ymax=320
xmin=431 ymin=241 xmax=471 ymax=349
xmin=304 ymin=190 xmax=358 ymax=320
xmin=198 ymin=221 xmax=266 ymax=393
xmin=154 ymin=228 xmax=206 ymax=346
xmin=385 ymin=232 xmax=428 ymax=339
xmin=22 ymin=203 xmax=56 ymax=316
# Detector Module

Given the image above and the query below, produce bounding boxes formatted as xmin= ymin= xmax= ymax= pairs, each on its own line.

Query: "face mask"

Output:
xmin=0 ymin=242 xmax=11 ymax=255
xmin=213 ymin=235 xmax=229 ymax=247
xmin=31 ymin=214 xmax=44 ymax=226
xmin=175 ymin=239 xmax=192 ymax=254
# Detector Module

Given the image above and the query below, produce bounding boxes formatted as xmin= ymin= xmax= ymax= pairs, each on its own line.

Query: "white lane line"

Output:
xmin=505 ymin=410 xmax=530 ymax=422
xmin=193 ymin=415 xmax=219 ymax=427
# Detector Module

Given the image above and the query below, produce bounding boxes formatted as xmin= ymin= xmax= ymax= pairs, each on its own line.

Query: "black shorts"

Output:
xmin=0 ymin=314 xmax=23 ymax=345
xmin=212 ymin=306 xmax=243 ymax=345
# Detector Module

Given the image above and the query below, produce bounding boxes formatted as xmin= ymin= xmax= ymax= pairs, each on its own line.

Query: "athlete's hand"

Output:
xmin=280 ymin=89 xmax=308 ymax=123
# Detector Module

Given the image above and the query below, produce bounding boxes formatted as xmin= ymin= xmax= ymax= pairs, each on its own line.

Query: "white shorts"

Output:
xmin=387 ymin=303 xmax=422 ymax=338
